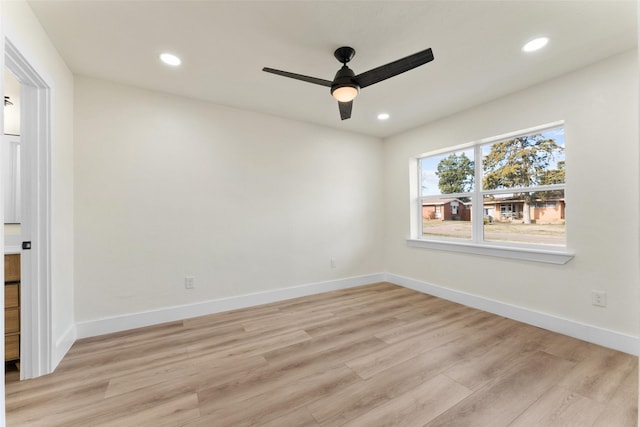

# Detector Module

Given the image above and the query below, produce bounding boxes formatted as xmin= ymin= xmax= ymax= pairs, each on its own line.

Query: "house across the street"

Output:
xmin=423 ymin=197 xmax=565 ymax=223
xmin=422 ymin=198 xmax=472 ymax=221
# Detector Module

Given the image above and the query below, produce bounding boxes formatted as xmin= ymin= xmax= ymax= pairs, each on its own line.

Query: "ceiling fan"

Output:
xmin=263 ymin=46 xmax=434 ymax=120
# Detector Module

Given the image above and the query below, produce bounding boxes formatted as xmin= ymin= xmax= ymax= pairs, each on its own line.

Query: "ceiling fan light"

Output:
xmin=332 ymin=85 xmax=359 ymax=102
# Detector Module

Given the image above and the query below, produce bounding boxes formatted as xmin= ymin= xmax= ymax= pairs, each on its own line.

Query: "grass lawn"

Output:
xmin=422 ymin=220 xmax=565 ymax=245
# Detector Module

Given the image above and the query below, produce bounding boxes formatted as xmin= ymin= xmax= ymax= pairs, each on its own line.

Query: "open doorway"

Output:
xmin=4 ymin=38 xmax=52 ymax=380
xmin=3 ymin=68 xmax=22 ymax=381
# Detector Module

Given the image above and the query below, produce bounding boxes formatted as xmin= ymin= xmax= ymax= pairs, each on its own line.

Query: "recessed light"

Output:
xmin=377 ymin=113 xmax=390 ymax=120
xmin=522 ymin=37 xmax=549 ymax=53
xmin=160 ymin=53 xmax=181 ymax=66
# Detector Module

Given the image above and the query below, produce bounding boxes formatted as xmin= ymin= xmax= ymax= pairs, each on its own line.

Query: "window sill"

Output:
xmin=406 ymin=239 xmax=574 ymax=264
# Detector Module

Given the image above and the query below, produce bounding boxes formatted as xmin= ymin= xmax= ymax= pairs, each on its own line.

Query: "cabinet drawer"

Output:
xmin=5 ymin=308 xmax=19 ymax=334
xmin=5 ymin=284 xmax=19 ymax=309
xmin=5 ymin=334 xmax=19 ymax=361
xmin=4 ymin=254 xmax=20 ymax=283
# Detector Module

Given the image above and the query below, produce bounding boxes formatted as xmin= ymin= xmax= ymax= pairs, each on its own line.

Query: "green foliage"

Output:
xmin=483 ymin=134 xmax=564 ymax=195
xmin=483 ymin=134 xmax=564 ymax=224
xmin=436 ymin=153 xmax=474 ymax=194
xmin=539 ymin=160 xmax=565 ymax=185
xmin=538 ymin=160 xmax=565 ymax=200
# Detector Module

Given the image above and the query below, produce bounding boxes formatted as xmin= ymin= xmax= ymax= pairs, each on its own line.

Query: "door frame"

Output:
xmin=5 ymin=38 xmax=53 ymax=380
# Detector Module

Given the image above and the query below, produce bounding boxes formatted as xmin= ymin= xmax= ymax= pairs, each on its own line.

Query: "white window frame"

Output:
xmin=408 ymin=121 xmax=573 ymax=265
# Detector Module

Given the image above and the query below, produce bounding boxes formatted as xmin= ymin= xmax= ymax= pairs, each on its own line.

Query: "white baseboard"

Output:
xmin=52 ymin=324 xmax=76 ymax=371
xmin=73 ymin=271 xmax=639 ymax=356
xmin=385 ymin=272 xmax=640 ymax=356
xmin=75 ymin=273 xmax=386 ymax=339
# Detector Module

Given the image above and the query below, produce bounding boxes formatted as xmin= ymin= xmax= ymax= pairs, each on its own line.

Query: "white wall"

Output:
xmin=3 ymin=0 xmax=75 ymax=367
xmin=74 ymin=76 xmax=383 ymax=323
xmin=383 ymin=50 xmax=639 ymax=336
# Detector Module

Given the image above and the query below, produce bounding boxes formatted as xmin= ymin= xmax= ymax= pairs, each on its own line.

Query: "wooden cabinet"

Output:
xmin=5 ymin=254 xmax=20 ymax=362
xmin=5 ymin=254 xmax=20 ymax=282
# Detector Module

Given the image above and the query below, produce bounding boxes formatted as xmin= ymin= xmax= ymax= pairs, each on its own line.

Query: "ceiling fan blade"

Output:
xmin=354 ymin=48 xmax=434 ymax=88
xmin=338 ymin=101 xmax=352 ymax=120
xmin=262 ymin=67 xmax=333 ymax=87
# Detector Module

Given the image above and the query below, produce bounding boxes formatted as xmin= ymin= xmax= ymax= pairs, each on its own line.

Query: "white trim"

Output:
xmin=5 ymin=38 xmax=53 ymax=379
xmin=481 ymin=183 xmax=565 ymax=196
xmin=52 ymin=324 xmax=76 ymax=369
xmin=407 ymin=238 xmax=574 ymax=264
xmin=75 ymin=273 xmax=385 ymax=339
xmin=413 ymin=121 xmax=567 ymax=256
xmin=74 ymin=271 xmax=637 ymax=357
xmin=385 ymin=272 xmax=639 ymax=356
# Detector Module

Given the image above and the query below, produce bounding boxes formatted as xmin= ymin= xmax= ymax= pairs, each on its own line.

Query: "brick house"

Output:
xmin=424 ymin=197 xmax=565 ymax=223
xmin=422 ymin=198 xmax=471 ymax=221
xmin=483 ymin=198 xmax=565 ymax=223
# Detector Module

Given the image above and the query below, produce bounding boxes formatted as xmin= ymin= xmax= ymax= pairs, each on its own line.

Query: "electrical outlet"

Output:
xmin=185 ymin=276 xmax=195 ymax=290
xmin=591 ymin=290 xmax=607 ymax=307
xmin=330 ymin=257 xmax=336 ymax=268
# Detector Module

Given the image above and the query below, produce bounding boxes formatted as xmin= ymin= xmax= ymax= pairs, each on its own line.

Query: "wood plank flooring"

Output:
xmin=5 ymin=283 xmax=638 ymax=426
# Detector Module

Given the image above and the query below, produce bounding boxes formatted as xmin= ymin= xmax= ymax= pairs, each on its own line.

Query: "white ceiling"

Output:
xmin=27 ymin=0 xmax=637 ymax=138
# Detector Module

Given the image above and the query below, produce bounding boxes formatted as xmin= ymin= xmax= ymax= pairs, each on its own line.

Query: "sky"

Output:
xmin=420 ymin=127 xmax=565 ymax=197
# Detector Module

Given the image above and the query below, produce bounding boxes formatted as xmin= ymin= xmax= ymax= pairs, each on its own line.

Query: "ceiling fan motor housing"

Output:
xmin=331 ymin=65 xmax=360 ymax=97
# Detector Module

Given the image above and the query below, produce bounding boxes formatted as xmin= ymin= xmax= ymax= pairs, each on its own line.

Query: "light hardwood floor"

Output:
xmin=6 ymin=283 xmax=638 ymax=426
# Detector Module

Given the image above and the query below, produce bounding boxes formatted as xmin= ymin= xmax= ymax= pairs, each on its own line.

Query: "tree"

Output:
xmin=483 ymin=134 xmax=564 ymax=224
xmin=539 ymin=160 xmax=565 ymax=185
xmin=537 ymin=160 xmax=565 ymax=201
xmin=436 ymin=153 xmax=474 ymax=195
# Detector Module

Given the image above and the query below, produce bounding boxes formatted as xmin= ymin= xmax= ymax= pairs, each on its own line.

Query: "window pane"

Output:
xmin=483 ymin=190 xmax=565 ymax=246
xmin=420 ymin=149 xmax=475 ymax=196
xmin=482 ymin=128 xmax=565 ymax=190
xmin=422 ymin=198 xmax=472 ymax=240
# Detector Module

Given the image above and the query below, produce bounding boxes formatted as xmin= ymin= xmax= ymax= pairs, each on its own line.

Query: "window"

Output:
xmin=419 ymin=147 xmax=475 ymax=240
xmin=412 ymin=122 xmax=570 ymax=263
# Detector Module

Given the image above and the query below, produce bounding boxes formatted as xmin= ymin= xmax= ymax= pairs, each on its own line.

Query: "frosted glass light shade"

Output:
xmin=332 ymin=86 xmax=358 ymax=102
